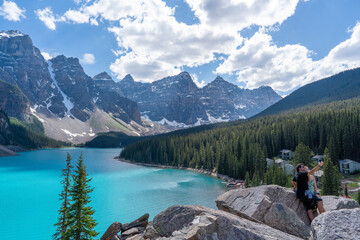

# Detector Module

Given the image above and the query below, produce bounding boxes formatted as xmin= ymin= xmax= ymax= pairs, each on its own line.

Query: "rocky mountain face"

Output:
xmin=0 ymin=79 xmax=31 ymax=121
xmin=49 ymin=55 xmax=141 ymax=124
xmin=0 ymin=30 xmax=67 ymax=119
xmin=94 ymin=72 xmax=123 ymax=96
xmin=0 ymin=30 xmax=143 ymax=143
xmin=200 ymin=76 xmax=282 ymax=121
xmin=118 ymin=72 xmax=282 ymax=126
xmin=0 ymin=29 xmax=281 ymax=142
xmin=0 ymin=110 xmax=10 ymax=145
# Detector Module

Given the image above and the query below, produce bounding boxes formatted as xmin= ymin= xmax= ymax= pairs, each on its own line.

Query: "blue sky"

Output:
xmin=0 ymin=0 xmax=360 ymax=96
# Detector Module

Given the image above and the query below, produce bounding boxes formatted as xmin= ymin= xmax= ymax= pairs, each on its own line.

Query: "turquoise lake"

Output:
xmin=0 ymin=148 xmax=226 ymax=239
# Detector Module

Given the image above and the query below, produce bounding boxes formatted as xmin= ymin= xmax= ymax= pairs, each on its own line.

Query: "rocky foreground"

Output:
xmin=101 ymin=185 xmax=360 ymax=240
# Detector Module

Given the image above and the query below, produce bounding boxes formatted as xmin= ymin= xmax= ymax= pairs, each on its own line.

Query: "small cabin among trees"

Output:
xmin=280 ymin=149 xmax=294 ymax=160
xmin=312 ymin=155 xmax=325 ymax=163
xmin=266 ymin=158 xmax=295 ymax=175
xmin=339 ymin=159 xmax=360 ymax=174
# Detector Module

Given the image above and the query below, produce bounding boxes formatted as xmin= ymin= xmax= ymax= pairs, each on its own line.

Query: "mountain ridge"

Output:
xmin=254 ymin=67 xmax=360 ymax=118
xmin=0 ymin=29 xmax=281 ymax=143
xmin=0 ymin=30 xmax=151 ymax=143
xmin=116 ymin=71 xmax=282 ymax=125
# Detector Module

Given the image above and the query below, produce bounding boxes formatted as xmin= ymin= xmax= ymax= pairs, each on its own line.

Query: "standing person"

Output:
xmin=305 ymin=166 xmax=326 ymax=214
xmin=295 ymin=161 xmax=323 ymax=222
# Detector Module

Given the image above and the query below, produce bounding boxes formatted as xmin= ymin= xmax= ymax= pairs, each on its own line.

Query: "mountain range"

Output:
xmin=116 ymin=73 xmax=282 ymax=126
xmin=0 ymin=30 xmax=281 ymax=144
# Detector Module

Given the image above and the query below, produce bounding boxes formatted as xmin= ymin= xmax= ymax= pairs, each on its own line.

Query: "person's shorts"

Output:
xmin=300 ymin=198 xmax=317 ymax=211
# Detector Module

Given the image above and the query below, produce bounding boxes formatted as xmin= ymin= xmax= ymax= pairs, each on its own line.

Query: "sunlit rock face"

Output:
xmin=119 ymin=73 xmax=281 ymax=126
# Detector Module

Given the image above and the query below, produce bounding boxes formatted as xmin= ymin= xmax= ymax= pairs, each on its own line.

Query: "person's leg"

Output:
xmin=317 ymin=199 xmax=326 ymax=213
xmin=302 ymin=199 xmax=315 ymax=222
xmin=307 ymin=209 xmax=314 ymax=222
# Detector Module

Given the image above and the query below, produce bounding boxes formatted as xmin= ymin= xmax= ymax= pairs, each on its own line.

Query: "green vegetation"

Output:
xmin=9 ymin=118 xmax=69 ymax=149
xmin=121 ymin=97 xmax=360 ymax=182
xmin=67 ymin=153 xmax=98 ymax=239
xmin=344 ymin=184 xmax=348 ymax=197
xmin=321 ymin=148 xmax=342 ymax=196
xmin=0 ymin=78 xmax=26 ymax=97
xmin=294 ymin=143 xmax=311 ymax=166
xmin=10 ymin=116 xmax=45 ymax=134
xmin=349 ymin=182 xmax=359 ymax=187
xmin=53 ymin=153 xmax=98 ymax=240
xmin=85 ymin=132 xmax=144 ymax=148
xmin=0 ymin=111 xmax=69 ymax=149
xmin=110 ymin=116 xmax=133 ymax=132
xmin=264 ymin=161 xmax=287 ymax=186
xmin=53 ymin=153 xmax=73 ymax=240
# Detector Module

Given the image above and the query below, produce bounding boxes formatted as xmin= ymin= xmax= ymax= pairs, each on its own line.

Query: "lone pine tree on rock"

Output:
xmin=53 ymin=152 xmax=73 ymax=240
xmin=66 ymin=152 xmax=98 ymax=240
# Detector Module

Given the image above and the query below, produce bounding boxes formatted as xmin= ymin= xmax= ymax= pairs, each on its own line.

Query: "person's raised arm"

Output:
xmin=308 ymin=161 xmax=323 ymax=176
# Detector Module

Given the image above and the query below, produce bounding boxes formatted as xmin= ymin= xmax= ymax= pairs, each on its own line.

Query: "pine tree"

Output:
xmin=66 ymin=152 xmax=98 ymax=240
xmin=294 ymin=143 xmax=311 ymax=166
xmin=245 ymin=171 xmax=251 ymax=188
xmin=251 ymin=172 xmax=260 ymax=187
xmin=53 ymin=152 xmax=73 ymax=240
xmin=321 ymin=148 xmax=341 ymax=196
xmin=344 ymin=184 xmax=348 ymax=197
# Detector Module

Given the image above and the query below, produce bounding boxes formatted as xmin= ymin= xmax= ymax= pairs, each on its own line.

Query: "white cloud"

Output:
xmin=0 ymin=0 xmax=25 ymax=21
xmin=216 ymin=22 xmax=360 ymax=91
xmin=35 ymin=0 xmax=301 ymax=82
xmin=74 ymin=0 xmax=91 ymax=4
xmin=80 ymin=53 xmax=95 ymax=64
xmin=185 ymin=0 xmax=299 ymax=30
xmin=191 ymin=73 xmax=206 ymax=88
xmin=34 ymin=0 xmax=360 ymax=93
xmin=41 ymin=51 xmax=52 ymax=60
xmin=216 ymin=32 xmax=314 ymax=91
xmin=90 ymin=18 xmax=98 ymax=26
xmin=35 ymin=7 xmax=65 ymax=30
xmin=64 ymin=9 xmax=89 ymax=23
xmin=305 ymin=22 xmax=360 ymax=84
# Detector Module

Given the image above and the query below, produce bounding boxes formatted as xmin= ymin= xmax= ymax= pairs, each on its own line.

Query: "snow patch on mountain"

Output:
xmin=234 ymin=104 xmax=246 ymax=109
xmin=157 ymin=118 xmax=189 ymax=128
xmin=48 ymin=61 xmax=74 ymax=116
xmin=61 ymin=128 xmax=95 ymax=141
xmin=0 ymin=30 xmax=24 ymax=38
xmin=206 ymin=111 xmax=229 ymax=123
xmin=30 ymin=106 xmax=45 ymax=123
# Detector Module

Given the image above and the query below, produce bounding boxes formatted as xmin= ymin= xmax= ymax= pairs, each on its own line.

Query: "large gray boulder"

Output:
xmin=100 ymin=222 xmax=122 ymax=240
xmin=216 ymin=185 xmax=360 ymax=239
xmin=100 ymin=214 xmax=149 ymax=240
xmin=263 ymin=203 xmax=310 ymax=239
xmin=310 ymin=208 xmax=360 ymax=240
xmin=142 ymin=205 xmax=302 ymax=240
xmin=216 ymin=185 xmax=311 ymax=225
xmin=321 ymin=196 xmax=359 ymax=211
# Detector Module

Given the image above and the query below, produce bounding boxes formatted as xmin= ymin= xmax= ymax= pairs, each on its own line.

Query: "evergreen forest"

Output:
xmin=0 ymin=110 xmax=69 ymax=149
xmin=120 ymin=97 xmax=360 ymax=182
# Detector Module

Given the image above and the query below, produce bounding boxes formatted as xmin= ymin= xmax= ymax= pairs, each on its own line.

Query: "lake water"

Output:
xmin=0 ymin=148 xmax=226 ymax=239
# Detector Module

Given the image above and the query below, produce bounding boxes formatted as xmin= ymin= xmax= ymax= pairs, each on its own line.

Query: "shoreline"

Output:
xmin=115 ymin=156 xmax=236 ymax=183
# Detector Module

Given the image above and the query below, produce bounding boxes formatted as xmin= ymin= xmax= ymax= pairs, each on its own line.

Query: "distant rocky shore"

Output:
xmin=101 ymin=184 xmax=360 ymax=240
xmin=116 ymin=157 xmax=236 ymax=183
xmin=0 ymin=145 xmax=27 ymax=157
